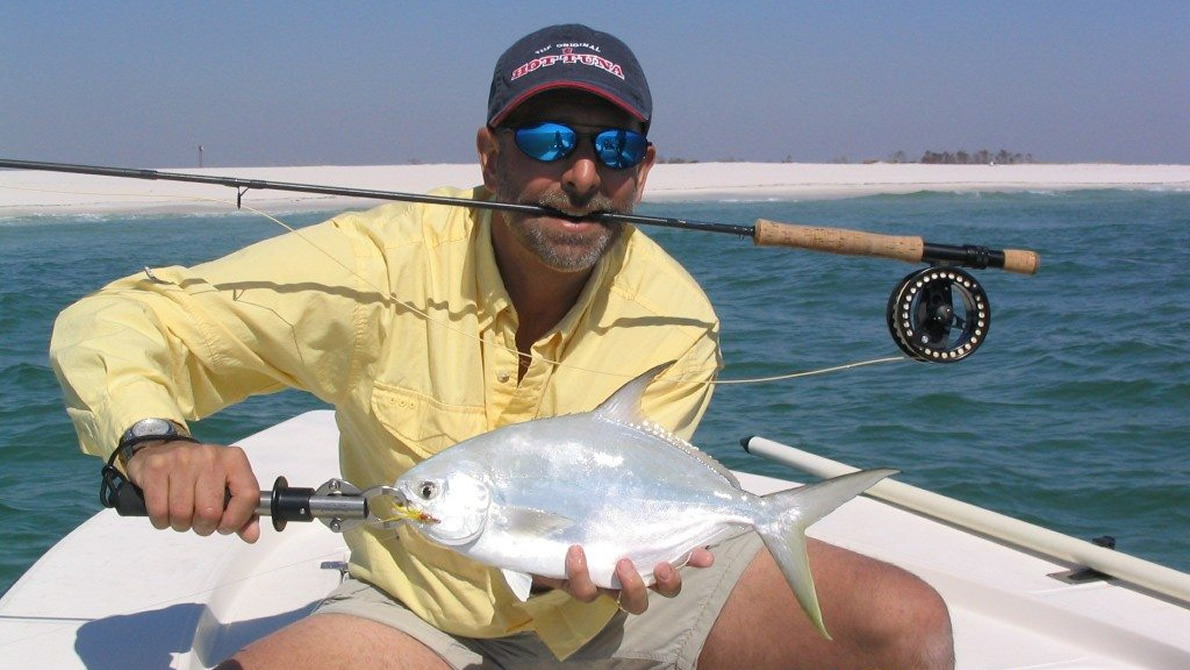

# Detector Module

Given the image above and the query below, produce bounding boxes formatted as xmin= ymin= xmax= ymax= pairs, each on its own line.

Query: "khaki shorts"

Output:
xmin=313 ymin=532 xmax=762 ymax=669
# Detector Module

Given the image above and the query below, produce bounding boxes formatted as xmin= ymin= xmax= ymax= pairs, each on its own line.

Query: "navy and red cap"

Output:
xmin=487 ymin=24 xmax=652 ymax=128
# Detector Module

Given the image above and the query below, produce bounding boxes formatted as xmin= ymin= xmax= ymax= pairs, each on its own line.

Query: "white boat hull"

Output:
xmin=2 ymin=410 xmax=1188 ymax=668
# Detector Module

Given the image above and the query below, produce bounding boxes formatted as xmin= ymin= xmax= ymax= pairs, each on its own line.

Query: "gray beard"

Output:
xmin=492 ymin=172 xmax=628 ymax=273
xmin=516 ymin=220 xmax=621 ymax=272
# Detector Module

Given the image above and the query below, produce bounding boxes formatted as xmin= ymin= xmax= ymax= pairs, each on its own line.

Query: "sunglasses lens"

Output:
xmin=511 ymin=122 xmax=648 ymax=169
xmin=514 ymin=122 xmax=578 ymax=162
xmin=594 ymin=129 xmax=648 ymax=169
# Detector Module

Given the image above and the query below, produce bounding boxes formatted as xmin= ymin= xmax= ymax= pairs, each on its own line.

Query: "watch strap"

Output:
xmin=115 ymin=433 xmax=200 ymax=468
xmin=115 ymin=418 xmax=197 ymax=468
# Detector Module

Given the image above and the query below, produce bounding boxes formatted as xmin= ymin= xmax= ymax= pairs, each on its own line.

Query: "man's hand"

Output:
xmin=125 ymin=440 xmax=261 ymax=543
xmin=535 ymin=545 xmax=715 ymax=614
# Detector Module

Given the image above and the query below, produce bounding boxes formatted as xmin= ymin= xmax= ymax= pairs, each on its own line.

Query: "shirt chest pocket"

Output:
xmin=371 ymin=381 xmax=488 ymax=459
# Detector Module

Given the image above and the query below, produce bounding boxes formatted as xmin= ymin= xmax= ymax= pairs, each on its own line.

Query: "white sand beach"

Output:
xmin=1 ymin=162 xmax=1188 ymax=217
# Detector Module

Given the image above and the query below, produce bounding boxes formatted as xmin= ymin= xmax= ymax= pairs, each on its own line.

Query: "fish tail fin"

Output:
xmin=754 ymin=468 xmax=896 ymax=639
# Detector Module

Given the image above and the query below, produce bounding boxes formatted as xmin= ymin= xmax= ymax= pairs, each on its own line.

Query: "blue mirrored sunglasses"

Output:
xmin=508 ymin=121 xmax=649 ymax=170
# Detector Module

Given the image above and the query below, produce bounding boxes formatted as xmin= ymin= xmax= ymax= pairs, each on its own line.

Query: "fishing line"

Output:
xmin=708 ymin=357 xmax=907 ymax=384
xmin=238 ymin=200 xmax=912 ymax=386
xmin=2 ymin=180 xmax=911 ymax=386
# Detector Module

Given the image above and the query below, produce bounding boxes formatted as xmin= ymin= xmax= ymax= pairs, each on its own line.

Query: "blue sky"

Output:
xmin=3 ymin=1 xmax=1186 ymax=167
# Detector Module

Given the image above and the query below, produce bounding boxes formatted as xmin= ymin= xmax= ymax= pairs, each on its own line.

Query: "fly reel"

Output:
xmin=886 ymin=266 xmax=990 ymax=362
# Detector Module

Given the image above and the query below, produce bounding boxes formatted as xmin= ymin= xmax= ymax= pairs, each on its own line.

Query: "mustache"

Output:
xmin=530 ymin=191 xmax=621 ymax=220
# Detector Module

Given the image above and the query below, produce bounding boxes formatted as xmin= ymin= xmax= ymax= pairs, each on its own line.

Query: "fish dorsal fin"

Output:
xmin=660 ymin=429 xmax=741 ymax=488
xmin=592 ymin=361 xmax=674 ymax=423
xmin=593 ymin=362 xmax=740 ymax=488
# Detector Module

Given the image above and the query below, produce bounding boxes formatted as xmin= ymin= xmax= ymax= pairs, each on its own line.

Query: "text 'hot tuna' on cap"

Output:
xmin=487 ymin=24 xmax=652 ymax=127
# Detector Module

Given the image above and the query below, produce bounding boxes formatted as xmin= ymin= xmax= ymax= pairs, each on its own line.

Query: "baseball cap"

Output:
xmin=487 ymin=24 xmax=652 ymax=128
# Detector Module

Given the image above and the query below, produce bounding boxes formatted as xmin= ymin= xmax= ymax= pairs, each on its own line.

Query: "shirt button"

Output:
xmin=496 ymin=371 xmax=511 ymax=383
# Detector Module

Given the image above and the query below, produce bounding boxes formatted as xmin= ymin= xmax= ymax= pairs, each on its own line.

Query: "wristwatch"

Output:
xmin=115 ymin=417 xmax=195 ymax=467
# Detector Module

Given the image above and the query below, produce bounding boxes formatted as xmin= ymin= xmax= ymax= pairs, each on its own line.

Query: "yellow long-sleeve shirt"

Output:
xmin=50 ymin=186 xmax=721 ymax=658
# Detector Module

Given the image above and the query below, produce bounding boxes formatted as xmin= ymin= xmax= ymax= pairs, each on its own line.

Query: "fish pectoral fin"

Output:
xmin=501 ymin=569 xmax=534 ymax=601
xmin=503 ymin=507 xmax=575 ymax=536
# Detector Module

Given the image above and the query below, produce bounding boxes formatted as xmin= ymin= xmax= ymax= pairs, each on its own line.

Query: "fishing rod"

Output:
xmin=1 ymin=157 xmax=1041 ymax=361
xmin=0 ymin=158 xmax=1040 ymax=273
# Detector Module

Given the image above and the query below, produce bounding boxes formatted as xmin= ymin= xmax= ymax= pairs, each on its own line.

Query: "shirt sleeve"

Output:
xmin=640 ymin=320 xmax=722 ymax=441
xmin=49 ymin=214 xmax=380 ymax=457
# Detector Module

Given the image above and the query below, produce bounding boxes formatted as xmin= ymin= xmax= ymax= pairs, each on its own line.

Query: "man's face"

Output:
xmin=480 ymin=90 xmax=656 ymax=274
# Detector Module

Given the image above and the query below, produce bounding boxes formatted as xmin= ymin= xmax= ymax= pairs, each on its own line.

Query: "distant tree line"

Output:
xmin=914 ymin=149 xmax=1035 ymax=165
xmin=655 ymin=150 xmax=1038 ymax=164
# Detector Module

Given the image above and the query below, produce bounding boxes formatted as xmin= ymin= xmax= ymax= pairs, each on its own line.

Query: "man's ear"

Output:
xmin=632 ymin=143 xmax=658 ymax=205
xmin=477 ymin=126 xmax=500 ymax=190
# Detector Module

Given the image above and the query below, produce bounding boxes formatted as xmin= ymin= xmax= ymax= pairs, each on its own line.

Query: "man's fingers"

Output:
xmin=688 ymin=546 xmax=714 ymax=568
xmin=167 ymin=466 xmax=197 ymax=532
xmin=651 ymin=561 xmax=681 ymax=598
xmin=221 ymin=446 xmax=261 ymax=536
xmin=192 ymin=456 xmax=229 ymax=536
xmin=547 ymin=546 xmax=716 ymax=612
xmin=140 ymin=471 xmax=171 ymax=530
xmin=615 ymin=559 xmax=650 ymax=614
xmin=125 ymin=441 xmax=260 ymax=544
xmin=236 ymin=516 xmax=261 ymax=544
xmin=565 ymin=545 xmax=600 ymax=602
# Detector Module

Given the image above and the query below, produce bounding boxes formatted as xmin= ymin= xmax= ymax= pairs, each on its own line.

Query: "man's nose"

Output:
xmin=560 ymin=150 xmax=601 ymax=202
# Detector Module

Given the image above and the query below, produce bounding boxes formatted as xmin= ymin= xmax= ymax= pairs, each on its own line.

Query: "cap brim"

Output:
xmin=489 ymin=81 xmax=649 ymax=127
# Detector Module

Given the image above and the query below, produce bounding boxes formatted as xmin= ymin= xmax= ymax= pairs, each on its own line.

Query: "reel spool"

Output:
xmin=886 ymin=266 xmax=990 ymax=363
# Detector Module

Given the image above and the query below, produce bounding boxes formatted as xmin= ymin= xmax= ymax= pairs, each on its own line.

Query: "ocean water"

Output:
xmin=1 ymin=188 xmax=1188 ymax=597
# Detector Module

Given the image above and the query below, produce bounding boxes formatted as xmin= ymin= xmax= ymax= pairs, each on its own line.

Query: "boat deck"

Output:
xmin=2 ymin=410 xmax=1187 ymax=668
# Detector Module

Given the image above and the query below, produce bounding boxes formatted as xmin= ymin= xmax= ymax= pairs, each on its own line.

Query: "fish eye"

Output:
xmin=418 ymin=481 xmax=438 ymax=500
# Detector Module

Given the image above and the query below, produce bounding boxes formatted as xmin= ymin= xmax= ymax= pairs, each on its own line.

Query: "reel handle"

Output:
xmin=753 ymin=219 xmax=1040 ymax=275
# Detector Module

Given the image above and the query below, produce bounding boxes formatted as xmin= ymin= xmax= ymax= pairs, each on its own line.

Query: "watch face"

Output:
xmin=130 ymin=417 xmax=176 ymax=438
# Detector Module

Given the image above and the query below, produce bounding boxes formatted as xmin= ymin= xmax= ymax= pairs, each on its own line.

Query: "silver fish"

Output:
xmin=392 ymin=363 xmax=894 ymax=637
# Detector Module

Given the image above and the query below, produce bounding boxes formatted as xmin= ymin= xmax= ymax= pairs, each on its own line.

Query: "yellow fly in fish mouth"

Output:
xmin=375 ymin=498 xmax=439 ymax=525
xmin=402 ymin=507 xmax=440 ymax=524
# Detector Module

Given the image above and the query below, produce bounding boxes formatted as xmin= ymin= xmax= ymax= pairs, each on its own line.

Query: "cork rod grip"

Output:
xmin=754 ymin=219 xmax=924 ymax=262
xmin=753 ymin=219 xmax=1041 ymax=275
xmin=1000 ymin=249 xmax=1041 ymax=275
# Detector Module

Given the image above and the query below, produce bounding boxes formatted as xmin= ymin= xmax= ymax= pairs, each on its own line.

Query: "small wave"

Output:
xmin=0 ymin=207 xmax=342 ymax=229
xmin=715 ymin=196 xmax=789 ymax=203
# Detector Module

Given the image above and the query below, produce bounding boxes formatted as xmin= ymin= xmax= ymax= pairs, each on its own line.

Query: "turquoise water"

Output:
xmin=2 ymin=188 xmax=1188 ymax=596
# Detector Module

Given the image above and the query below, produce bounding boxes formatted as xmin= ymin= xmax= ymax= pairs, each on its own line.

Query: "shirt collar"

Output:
xmin=473 ymin=205 xmax=630 ymax=348
xmin=546 ymin=237 xmax=623 ymax=349
xmin=474 ymin=208 xmax=512 ymax=331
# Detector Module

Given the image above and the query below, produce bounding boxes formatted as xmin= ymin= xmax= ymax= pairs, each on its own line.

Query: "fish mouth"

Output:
xmin=393 ymin=488 xmax=410 ymax=508
xmin=392 ymin=504 xmax=439 ymax=525
xmin=377 ymin=490 xmax=438 ymax=525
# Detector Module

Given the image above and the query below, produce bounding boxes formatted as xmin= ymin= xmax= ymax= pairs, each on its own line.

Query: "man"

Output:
xmin=51 ymin=24 xmax=953 ymax=669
